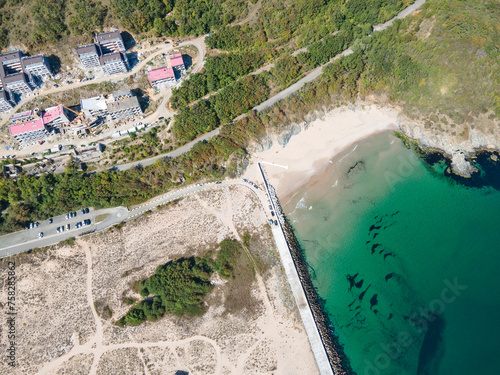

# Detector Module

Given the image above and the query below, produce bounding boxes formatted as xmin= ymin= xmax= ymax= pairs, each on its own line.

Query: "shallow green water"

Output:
xmin=283 ymin=132 xmax=500 ymax=375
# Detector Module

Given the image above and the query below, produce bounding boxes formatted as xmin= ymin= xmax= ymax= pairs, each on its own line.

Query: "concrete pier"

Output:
xmin=258 ymin=163 xmax=334 ymax=375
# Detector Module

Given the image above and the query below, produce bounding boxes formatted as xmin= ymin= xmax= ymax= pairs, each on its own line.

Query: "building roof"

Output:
xmin=21 ymin=55 xmax=44 ymax=65
xmin=9 ymin=118 xmax=44 ymax=136
xmin=107 ymin=96 xmax=140 ymax=113
xmin=81 ymin=97 xmax=107 ymax=111
xmin=100 ymin=52 xmax=124 ymax=64
xmin=10 ymin=110 xmax=33 ymax=122
xmin=0 ymin=51 xmax=22 ymax=64
xmin=169 ymin=53 xmax=184 ymax=67
xmin=96 ymin=30 xmax=122 ymax=44
xmin=112 ymin=89 xmax=132 ymax=99
xmin=0 ymin=89 xmax=9 ymax=101
xmin=77 ymin=44 xmax=100 ymax=56
xmin=148 ymin=66 xmax=174 ymax=82
xmin=3 ymin=72 xmax=27 ymax=84
xmin=42 ymin=105 xmax=64 ymax=124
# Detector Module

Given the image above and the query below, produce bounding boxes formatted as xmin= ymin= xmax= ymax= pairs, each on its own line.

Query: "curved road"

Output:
xmin=0 ymin=1 xmax=427 ymax=256
xmin=101 ymin=0 xmax=426 ymax=174
xmin=0 ymin=178 xmax=271 ymax=258
xmin=0 ymin=36 xmax=207 ymax=157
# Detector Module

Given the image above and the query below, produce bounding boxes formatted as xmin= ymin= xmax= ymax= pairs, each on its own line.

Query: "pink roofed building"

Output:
xmin=148 ymin=66 xmax=175 ymax=89
xmin=42 ymin=104 xmax=70 ymax=131
xmin=168 ymin=53 xmax=185 ymax=75
xmin=9 ymin=118 xmax=48 ymax=143
xmin=10 ymin=110 xmax=35 ymax=124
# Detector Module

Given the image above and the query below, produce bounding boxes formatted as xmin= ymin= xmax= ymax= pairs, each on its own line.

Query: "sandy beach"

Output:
xmin=243 ymin=104 xmax=400 ymax=199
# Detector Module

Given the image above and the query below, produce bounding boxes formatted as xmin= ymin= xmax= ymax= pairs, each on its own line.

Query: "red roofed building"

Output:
xmin=168 ymin=53 xmax=185 ymax=75
xmin=9 ymin=118 xmax=48 ymax=143
xmin=148 ymin=66 xmax=175 ymax=89
xmin=42 ymin=104 xmax=70 ymax=131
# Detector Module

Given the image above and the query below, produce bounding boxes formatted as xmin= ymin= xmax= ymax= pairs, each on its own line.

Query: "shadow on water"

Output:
xmin=417 ymin=315 xmax=446 ymax=375
xmin=421 ymin=150 xmax=500 ymax=190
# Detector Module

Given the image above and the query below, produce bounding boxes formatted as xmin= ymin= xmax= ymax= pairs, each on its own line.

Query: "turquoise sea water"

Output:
xmin=283 ymin=132 xmax=500 ymax=375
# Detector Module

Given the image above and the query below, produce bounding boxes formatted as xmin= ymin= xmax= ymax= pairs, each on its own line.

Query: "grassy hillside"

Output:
xmin=358 ymin=0 xmax=500 ymax=125
xmin=0 ymin=0 xmax=249 ymax=52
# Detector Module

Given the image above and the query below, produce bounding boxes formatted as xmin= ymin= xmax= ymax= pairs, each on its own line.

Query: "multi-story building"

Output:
xmin=2 ymin=72 xmax=32 ymax=96
xmin=77 ymin=29 xmax=129 ymax=75
xmin=9 ymin=118 xmax=49 ymax=144
xmin=10 ymin=110 xmax=36 ymax=124
xmin=100 ymin=52 xmax=129 ymax=75
xmin=76 ymin=44 xmax=101 ymax=69
xmin=0 ymin=51 xmax=23 ymax=75
xmin=21 ymin=55 xmax=53 ymax=81
xmin=96 ymin=30 xmax=125 ymax=54
xmin=80 ymin=96 xmax=108 ymax=118
xmin=80 ymin=90 xmax=142 ymax=121
xmin=107 ymin=90 xmax=142 ymax=120
xmin=168 ymin=53 xmax=185 ymax=75
xmin=0 ymin=51 xmax=52 ymax=98
xmin=0 ymin=90 xmax=14 ymax=113
xmin=42 ymin=105 xmax=70 ymax=131
xmin=148 ymin=66 xmax=175 ymax=90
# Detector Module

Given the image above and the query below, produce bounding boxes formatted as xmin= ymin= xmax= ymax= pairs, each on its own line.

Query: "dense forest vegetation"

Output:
xmin=173 ymin=74 xmax=269 ymax=140
xmin=0 ymin=0 xmax=250 ymax=49
xmin=116 ymin=239 xmax=243 ymax=326
xmin=170 ymin=51 xmax=266 ymax=109
xmin=0 ymin=0 xmax=412 ymax=51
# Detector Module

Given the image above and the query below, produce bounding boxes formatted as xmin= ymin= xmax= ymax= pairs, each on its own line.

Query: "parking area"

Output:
xmin=2 ymin=207 xmax=97 ymax=247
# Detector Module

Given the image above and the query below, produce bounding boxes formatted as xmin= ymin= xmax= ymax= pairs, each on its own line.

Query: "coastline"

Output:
xmin=243 ymin=104 xmax=402 ymax=374
xmin=244 ymin=104 xmax=400 ymax=200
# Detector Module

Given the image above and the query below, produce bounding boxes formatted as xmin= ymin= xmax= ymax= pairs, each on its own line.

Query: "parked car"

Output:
xmin=85 ymin=208 xmax=89 ymax=214
xmin=38 ymin=232 xmax=44 ymax=238
xmin=49 ymin=218 xmax=53 ymax=224
xmin=81 ymin=209 xmax=85 ymax=214
xmin=65 ymin=214 xmax=70 ymax=219
xmin=66 ymin=224 xmax=70 ymax=230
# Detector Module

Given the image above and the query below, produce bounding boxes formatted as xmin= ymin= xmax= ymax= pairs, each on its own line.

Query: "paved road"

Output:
xmin=108 ymin=0 xmax=427 ymax=173
xmin=0 ymin=206 xmax=128 ymax=257
xmin=0 ymin=178 xmax=271 ymax=258
xmin=374 ymin=0 xmax=426 ymax=31
xmin=0 ymin=36 xmax=207 ymax=158
xmin=108 ymin=127 xmax=221 ymax=172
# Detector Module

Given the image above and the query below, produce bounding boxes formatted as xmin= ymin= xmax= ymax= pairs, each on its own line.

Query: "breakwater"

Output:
xmin=258 ymin=163 xmax=350 ymax=374
xmin=269 ymin=183 xmax=351 ymax=375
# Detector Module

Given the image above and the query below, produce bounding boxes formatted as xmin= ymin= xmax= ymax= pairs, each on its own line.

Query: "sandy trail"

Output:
xmin=35 ymin=239 xmax=225 ymax=375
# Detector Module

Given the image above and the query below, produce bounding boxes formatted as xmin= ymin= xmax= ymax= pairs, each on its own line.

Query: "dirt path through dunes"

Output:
xmin=195 ymin=187 xmax=294 ymax=374
xmin=34 ymin=239 xmax=225 ymax=375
